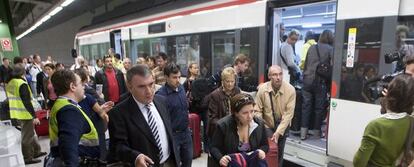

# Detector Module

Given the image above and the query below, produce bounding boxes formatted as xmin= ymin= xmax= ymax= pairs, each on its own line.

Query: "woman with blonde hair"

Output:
xmin=207 ymin=67 xmax=241 ymax=139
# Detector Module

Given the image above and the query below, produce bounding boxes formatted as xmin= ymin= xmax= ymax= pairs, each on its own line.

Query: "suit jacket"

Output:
xmin=108 ymin=94 xmax=179 ymax=166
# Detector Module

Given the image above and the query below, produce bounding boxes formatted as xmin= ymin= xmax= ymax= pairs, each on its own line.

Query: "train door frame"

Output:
xmin=110 ymin=29 xmax=123 ymax=58
xmin=266 ymin=0 xmax=337 ymax=166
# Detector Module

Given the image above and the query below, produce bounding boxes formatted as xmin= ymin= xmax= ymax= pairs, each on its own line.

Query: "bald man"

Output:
xmin=254 ymin=65 xmax=296 ymax=166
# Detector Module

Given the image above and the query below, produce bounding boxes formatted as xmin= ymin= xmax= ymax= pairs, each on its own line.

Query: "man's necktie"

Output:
xmin=145 ymin=104 xmax=163 ymax=160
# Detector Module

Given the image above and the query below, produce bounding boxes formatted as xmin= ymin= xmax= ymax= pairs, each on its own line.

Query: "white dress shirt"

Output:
xmin=133 ymin=96 xmax=170 ymax=163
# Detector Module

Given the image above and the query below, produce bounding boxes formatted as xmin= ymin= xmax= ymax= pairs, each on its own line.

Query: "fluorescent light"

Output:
xmin=39 ymin=15 xmax=51 ymax=23
xmin=305 ymin=12 xmax=336 ymax=17
xmin=48 ymin=6 xmax=63 ymax=16
xmin=302 ymin=23 xmax=322 ymax=28
xmin=0 ymin=20 xmax=2 ymax=23
xmin=61 ymin=0 xmax=75 ymax=7
xmin=282 ymin=15 xmax=302 ymax=19
xmin=33 ymin=22 xmax=42 ymax=28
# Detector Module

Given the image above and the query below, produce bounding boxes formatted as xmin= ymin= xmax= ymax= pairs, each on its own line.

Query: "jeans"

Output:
xmin=173 ymin=129 xmax=193 ymax=167
xmin=301 ymin=84 xmax=328 ymax=130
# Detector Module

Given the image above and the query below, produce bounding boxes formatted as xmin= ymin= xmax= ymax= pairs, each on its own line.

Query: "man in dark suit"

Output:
xmin=108 ymin=64 xmax=179 ymax=167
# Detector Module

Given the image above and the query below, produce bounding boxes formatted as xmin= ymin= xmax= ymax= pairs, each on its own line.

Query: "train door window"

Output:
xmin=338 ymin=18 xmax=383 ymax=103
xmin=175 ymin=35 xmax=200 ymax=76
xmin=150 ymin=38 xmax=167 ymax=56
xmin=113 ymin=31 xmax=123 ymax=57
xmin=130 ymin=40 xmax=140 ymax=64
xmin=123 ymin=40 xmax=130 ymax=58
xmin=240 ymin=28 xmax=260 ymax=91
xmin=211 ymin=31 xmax=235 ymax=75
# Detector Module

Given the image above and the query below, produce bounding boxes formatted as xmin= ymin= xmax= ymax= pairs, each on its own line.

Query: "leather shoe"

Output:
xmin=24 ymin=158 xmax=41 ymax=164
xmin=34 ymin=152 xmax=47 ymax=158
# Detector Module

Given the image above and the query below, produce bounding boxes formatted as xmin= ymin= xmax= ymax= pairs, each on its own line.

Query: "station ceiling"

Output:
xmin=9 ymin=0 xmax=113 ymax=35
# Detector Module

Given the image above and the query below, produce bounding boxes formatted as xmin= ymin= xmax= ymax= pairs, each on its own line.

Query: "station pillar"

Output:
xmin=0 ymin=0 xmax=20 ymax=62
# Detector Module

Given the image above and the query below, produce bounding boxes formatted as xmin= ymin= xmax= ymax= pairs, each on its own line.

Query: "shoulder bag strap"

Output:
xmin=268 ymin=92 xmax=279 ymax=130
xmin=316 ymin=44 xmax=322 ymax=63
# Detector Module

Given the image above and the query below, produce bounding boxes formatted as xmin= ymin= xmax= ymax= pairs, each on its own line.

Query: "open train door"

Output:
xmin=267 ymin=0 xmax=338 ymax=166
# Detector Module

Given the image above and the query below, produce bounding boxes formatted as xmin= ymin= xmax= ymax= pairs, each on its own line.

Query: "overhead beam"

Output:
xmin=11 ymin=0 xmax=51 ymax=6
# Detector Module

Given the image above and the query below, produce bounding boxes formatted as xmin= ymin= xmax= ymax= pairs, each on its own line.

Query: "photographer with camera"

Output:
xmin=385 ymin=25 xmax=414 ymax=72
xmin=382 ymin=54 xmax=414 ymax=89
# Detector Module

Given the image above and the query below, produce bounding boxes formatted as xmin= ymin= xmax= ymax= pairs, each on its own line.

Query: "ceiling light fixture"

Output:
xmin=17 ymin=0 xmax=76 ymax=40
xmin=302 ymin=23 xmax=322 ymax=28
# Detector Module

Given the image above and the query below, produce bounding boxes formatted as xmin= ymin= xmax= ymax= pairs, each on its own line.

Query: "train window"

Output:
xmin=174 ymin=35 xmax=200 ymax=76
xmin=150 ymin=38 xmax=167 ymax=56
xmin=338 ymin=18 xmax=383 ymax=103
xmin=99 ymin=43 xmax=110 ymax=58
xmin=211 ymin=31 xmax=235 ymax=74
xmin=80 ymin=45 xmax=90 ymax=61
xmin=90 ymin=44 xmax=99 ymax=63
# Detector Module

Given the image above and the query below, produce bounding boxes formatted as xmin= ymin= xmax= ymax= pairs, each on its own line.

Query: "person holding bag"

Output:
xmin=255 ymin=65 xmax=296 ymax=166
xmin=353 ymin=74 xmax=414 ymax=167
xmin=300 ymin=30 xmax=334 ymax=140
xmin=210 ymin=93 xmax=268 ymax=167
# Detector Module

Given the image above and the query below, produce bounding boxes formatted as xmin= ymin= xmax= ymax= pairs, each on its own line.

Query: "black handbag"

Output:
xmin=280 ymin=47 xmax=299 ymax=81
xmin=315 ymin=44 xmax=332 ymax=80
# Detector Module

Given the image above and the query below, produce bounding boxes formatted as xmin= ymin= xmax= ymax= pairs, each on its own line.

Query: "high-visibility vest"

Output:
xmin=49 ymin=98 xmax=99 ymax=147
xmin=6 ymin=78 xmax=34 ymax=120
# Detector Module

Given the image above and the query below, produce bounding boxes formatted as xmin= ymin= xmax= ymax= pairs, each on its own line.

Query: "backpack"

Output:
xmin=190 ymin=78 xmax=219 ymax=112
xmin=315 ymin=44 xmax=332 ymax=80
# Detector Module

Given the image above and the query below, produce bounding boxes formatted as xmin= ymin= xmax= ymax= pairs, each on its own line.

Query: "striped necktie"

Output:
xmin=145 ymin=104 xmax=163 ymax=160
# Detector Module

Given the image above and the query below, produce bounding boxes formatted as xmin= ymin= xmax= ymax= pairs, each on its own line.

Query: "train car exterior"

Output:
xmin=75 ymin=0 xmax=414 ymax=166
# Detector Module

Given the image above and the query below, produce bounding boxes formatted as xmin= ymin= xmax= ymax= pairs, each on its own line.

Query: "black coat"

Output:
xmin=0 ymin=65 xmax=12 ymax=83
xmin=209 ymin=115 xmax=269 ymax=167
xmin=108 ymin=94 xmax=179 ymax=166
xmin=94 ymin=68 xmax=127 ymax=102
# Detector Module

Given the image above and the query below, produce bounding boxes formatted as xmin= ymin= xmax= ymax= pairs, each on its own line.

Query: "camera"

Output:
xmin=364 ymin=70 xmax=404 ymax=101
xmin=384 ymin=51 xmax=405 ymax=64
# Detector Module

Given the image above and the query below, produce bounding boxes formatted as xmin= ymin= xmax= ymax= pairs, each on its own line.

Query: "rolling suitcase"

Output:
xmin=35 ymin=110 xmax=49 ymax=136
xmin=188 ymin=113 xmax=202 ymax=158
xmin=265 ymin=138 xmax=278 ymax=167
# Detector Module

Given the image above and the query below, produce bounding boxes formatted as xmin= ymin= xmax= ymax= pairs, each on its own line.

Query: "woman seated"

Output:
xmin=210 ymin=93 xmax=269 ymax=167
xmin=353 ymin=74 xmax=414 ymax=167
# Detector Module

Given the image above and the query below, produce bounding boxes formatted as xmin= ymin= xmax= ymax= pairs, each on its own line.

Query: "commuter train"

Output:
xmin=74 ymin=0 xmax=414 ymax=166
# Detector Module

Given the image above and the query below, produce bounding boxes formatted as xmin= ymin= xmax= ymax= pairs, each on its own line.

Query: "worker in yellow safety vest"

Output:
xmin=6 ymin=63 xmax=46 ymax=164
xmin=44 ymin=70 xmax=100 ymax=167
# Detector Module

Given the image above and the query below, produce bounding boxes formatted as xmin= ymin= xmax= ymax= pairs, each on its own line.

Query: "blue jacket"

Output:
xmin=50 ymin=103 xmax=99 ymax=166
xmin=156 ymin=84 xmax=189 ymax=132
